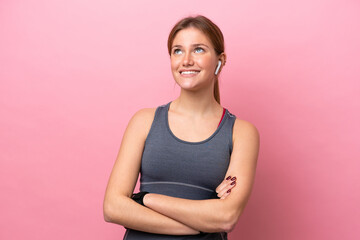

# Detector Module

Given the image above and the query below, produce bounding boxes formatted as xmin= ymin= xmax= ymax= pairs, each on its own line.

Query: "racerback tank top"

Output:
xmin=124 ymin=101 xmax=237 ymax=240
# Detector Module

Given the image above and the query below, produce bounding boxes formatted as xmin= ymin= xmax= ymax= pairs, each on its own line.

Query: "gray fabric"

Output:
xmin=124 ymin=101 xmax=236 ymax=240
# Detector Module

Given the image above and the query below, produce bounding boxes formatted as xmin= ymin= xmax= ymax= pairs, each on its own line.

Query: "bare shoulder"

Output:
xmin=131 ymin=107 xmax=157 ymax=123
xmin=232 ymin=118 xmax=260 ymax=145
xmin=127 ymin=107 xmax=157 ymax=139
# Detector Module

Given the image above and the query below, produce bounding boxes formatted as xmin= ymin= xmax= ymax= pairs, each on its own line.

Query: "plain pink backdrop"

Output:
xmin=1 ymin=0 xmax=359 ymax=239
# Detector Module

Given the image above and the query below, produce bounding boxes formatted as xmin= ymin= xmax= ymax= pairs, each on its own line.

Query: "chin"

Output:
xmin=175 ymin=78 xmax=195 ymax=86
xmin=178 ymin=82 xmax=205 ymax=92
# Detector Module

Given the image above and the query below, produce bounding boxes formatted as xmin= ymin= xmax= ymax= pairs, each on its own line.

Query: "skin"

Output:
xmin=103 ymin=27 xmax=259 ymax=235
xmin=170 ymin=27 xmax=224 ymax=93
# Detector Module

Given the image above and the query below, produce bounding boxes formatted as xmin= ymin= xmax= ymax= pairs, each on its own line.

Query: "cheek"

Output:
xmin=197 ymin=57 xmax=216 ymax=71
xmin=170 ymin=58 xmax=180 ymax=71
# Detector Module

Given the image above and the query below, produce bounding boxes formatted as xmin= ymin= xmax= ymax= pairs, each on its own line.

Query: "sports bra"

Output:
xmin=124 ymin=102 xmax=236 ymax=239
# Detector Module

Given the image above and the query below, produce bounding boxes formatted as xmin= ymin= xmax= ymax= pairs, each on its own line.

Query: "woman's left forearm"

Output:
xmin=143 ymin=193 xmax=242 ymax=233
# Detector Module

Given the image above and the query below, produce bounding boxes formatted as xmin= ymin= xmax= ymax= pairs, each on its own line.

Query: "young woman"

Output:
xmin=103 ymin=15 xmax=260 ymax=239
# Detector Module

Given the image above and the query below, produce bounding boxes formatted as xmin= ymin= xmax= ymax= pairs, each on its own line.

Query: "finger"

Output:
xmin=220 ymin=186 xmax=234 ymax=199
xmin=220 ymin=189 xmax=231 ymax=199
xmin=217 ymin=180 xmax=236 ymax=198
xmin=218 ymin=181 xmax=236 ymax=197
xmin=216 ymin=176 xmax=232 ymax=193
xmin=217 ymin=176 xmax=237 ymax=195
xmin=216 ymin=180 xmax=228 ymax=194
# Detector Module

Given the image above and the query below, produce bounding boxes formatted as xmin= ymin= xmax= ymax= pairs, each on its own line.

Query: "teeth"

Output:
xmin=181 ymin=71 xmax=199 ymax=75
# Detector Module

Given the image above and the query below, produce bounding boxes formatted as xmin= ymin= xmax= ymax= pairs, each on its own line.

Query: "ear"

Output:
xmin=219 ymin=52 xmax=226 ymax=66
xmin=216 ymin=52 xmax=226 ymax=75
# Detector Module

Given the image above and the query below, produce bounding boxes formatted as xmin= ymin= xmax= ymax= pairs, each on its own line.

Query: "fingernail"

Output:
xmin=231 ymin=177 xmax=237 ymax=181
xmin=227 ymin=189 xmax=231 ymax=193
xmin=230 ymin=181 xmax=236 ymax=185
xmin=226 ymin=176 xmax=231 ymax=180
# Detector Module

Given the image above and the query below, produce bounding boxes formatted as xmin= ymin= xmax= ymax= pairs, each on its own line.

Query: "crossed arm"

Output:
xmin=103 ymin=108 xmax=259 ymax=234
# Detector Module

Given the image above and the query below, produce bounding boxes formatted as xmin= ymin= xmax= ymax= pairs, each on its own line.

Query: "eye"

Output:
xmin=194 ymin=47 xmax=204 ymax=53
xmin=173 ymin=49 xmax=182 ymax=55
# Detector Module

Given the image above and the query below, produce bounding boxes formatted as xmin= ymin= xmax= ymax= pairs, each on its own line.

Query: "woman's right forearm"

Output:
xmin=103 ymin=195 xmax=199 ymax=235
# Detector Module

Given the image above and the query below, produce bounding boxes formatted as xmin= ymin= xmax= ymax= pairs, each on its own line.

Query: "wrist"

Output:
xmin=131 ymin=191 xmax=149 ymax=206
xmin=143 ymin=193 xmax=151 ymax=206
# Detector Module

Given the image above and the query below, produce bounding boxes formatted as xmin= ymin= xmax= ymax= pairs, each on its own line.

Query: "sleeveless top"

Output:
xmin=124 ymin=101 xmax=237 ymax=240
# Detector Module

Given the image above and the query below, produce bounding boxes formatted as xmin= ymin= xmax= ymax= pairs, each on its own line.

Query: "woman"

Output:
xmin=103 ymin=15 xmax=259 ymax=239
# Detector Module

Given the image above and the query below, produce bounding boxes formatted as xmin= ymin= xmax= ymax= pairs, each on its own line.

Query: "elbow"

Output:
xmin=221 ymin=218 xmax=237 ymax=233
xmin=103 ymin=210 xmax=112 ymax=223
xmin=103 ymin=198 xmax=117 ymax=223
xmin=103 ymin=194 xmax=131 ymax=224
xmin=202 ymin=208 xmax=243 ymax=233
xmin=220 ymin=208 xmax=243 ymax=233
xmin=103 ymin=200 xmax=113 ymax=222
xmin=104 ymin=213 xmax=112 ymax=223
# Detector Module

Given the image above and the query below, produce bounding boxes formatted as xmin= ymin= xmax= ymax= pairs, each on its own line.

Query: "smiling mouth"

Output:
xmin=180 ymin=70 xmax=200 ymax=75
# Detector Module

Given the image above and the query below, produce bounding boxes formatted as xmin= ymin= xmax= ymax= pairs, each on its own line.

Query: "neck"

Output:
xmin=171 ymin=86 xmax=221 ymax=117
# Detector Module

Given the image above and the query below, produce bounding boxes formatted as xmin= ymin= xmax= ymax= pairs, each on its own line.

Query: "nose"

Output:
xmin=182 ymin=52 xmax=194 ymax=66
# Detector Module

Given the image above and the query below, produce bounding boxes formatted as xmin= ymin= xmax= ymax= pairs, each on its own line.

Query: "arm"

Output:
xmin=103 ymin=108 xmax=199 ymax=235
xmin=143 ymin=119 xmax=260 ymax=233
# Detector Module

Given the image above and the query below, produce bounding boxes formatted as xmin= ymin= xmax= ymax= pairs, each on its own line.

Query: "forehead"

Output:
xmin=172 ymin=27 xmax=213 ymax=47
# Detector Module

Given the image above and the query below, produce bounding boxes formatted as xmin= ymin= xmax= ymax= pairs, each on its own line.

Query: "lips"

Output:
xmin=179 ymin=69 xmax=201 ymax=75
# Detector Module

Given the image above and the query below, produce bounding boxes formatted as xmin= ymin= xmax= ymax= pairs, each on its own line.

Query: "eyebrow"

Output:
xmin=171 ymin=44 xmax=210 ymax=49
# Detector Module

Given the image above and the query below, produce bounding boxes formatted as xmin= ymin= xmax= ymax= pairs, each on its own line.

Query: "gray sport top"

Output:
xmin=124 ymin=101 xmax=236 ymax=240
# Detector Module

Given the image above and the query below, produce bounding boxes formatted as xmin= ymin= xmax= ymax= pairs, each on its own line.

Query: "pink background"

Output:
xmin=1 ymin=0 xmax=359 ymax=239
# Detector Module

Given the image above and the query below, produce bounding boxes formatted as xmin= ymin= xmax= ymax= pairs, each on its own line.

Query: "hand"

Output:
xmin=215 ymin=176 xmax=237 ymax=199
